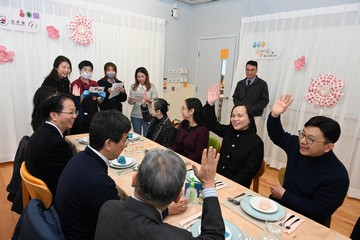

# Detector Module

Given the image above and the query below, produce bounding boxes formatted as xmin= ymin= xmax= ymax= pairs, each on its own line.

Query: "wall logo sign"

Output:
xmin=252 ymin=41 xmax=280 ymax=60
xmin=0 ymin=8 xmax=40 ymax=33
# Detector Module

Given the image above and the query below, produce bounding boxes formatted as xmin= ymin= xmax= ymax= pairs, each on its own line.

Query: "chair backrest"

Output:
xmin=171 ymin=119 xmax=181 ymax=129
xmin=278 ymin=167 xmax=286 ymax=186
xmin=208 ymin=136 xmax=221 ymax=153
xmin=20 ymin=162 xmax=53 ymax=209
xmin=252 ymin=160 xmax=266 ymax=193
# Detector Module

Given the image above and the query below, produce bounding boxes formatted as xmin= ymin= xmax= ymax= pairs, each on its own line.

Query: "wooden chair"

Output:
xmin=252 ymin=160 xmax=266 ymax=193
xmin=207 ymin=136 xmax=221 ymax=153
xmin=20 ymin=162 xmax=53 ymax=209
xmin=278 ymin=167 xmax=286 ymax=186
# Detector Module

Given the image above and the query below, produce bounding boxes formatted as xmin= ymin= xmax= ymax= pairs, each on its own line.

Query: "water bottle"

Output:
xmin=186 ymin=177 xmax=197 ymax=205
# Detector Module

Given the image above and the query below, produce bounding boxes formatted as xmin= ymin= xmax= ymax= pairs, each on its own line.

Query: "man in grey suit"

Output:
xmin=95 ymin=147 xmax=225 ymax=240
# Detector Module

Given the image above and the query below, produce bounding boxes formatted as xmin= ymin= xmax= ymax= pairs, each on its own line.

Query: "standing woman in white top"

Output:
xmin=128 ymin=67 xmax=158 ymax=136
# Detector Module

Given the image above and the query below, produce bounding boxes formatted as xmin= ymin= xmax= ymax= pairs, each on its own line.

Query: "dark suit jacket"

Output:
xmin=55 ymin=147 xmax=120 ymax=240
xmin=26 ymin=123 xmax=73 ymax=197
xmin=7 ymin=136 xmax=30 ymax=214
xmin=232 ymin=76 xmax=269 ymax=116
xmin=95 ymin=196 xmax=225 ymax=240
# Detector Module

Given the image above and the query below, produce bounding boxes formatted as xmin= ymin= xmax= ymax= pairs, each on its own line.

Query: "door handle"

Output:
xmin=222 ymin=97 xmax=229 ymax=100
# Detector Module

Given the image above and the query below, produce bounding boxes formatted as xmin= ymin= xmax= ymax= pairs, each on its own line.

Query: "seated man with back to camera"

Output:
xmin=267 ymin=94 xmax=349 ymax=226
xmin=95 ymin=147 xmax=225 ymax=240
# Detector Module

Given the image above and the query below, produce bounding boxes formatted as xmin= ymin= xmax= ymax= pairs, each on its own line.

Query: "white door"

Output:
xmin=195 ymin=36 xmax=237 ymax=124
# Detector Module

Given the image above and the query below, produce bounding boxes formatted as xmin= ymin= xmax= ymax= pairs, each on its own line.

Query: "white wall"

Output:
xmin=86 ymin=0 xmax=359 ymax=85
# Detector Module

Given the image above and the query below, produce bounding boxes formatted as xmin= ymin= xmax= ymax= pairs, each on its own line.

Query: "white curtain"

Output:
xmin=231 ymin=3 xmax=360 ymax=199
xmin=0 ymin=0 xmax=165 ymax=163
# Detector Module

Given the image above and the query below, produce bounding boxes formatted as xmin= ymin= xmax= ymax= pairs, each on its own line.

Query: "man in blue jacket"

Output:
xmin=267 ymin=94 xmax=349 ymax=226
xmin=55 ymin=110 xmax=130 ymax=239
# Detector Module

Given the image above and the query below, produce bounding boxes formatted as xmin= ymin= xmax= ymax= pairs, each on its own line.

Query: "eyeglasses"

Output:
xmin=57 ymin=110 xmax=79 ymax=116
xmin=298 ymin=130 xmax=327 ymax=145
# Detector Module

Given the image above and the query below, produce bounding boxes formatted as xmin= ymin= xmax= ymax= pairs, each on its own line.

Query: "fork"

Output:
xmin=279 ymin=214 xmax=295 ymax=227
xmin=181 ymin=215 xmax=202 ymax=229
xmin=285 ymin=218 xmax=300 ymax=229
xmin=227 ymin=193 xmax=249 ymax=205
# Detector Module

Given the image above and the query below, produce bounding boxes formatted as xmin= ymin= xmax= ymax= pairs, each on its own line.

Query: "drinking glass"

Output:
xmin=135 ymin=142 xmax=144 ymax=152
xmin=260 ymin=220 xmax=283 ymax=240
xmin=124 ymin=142 xmax=134 ymax=156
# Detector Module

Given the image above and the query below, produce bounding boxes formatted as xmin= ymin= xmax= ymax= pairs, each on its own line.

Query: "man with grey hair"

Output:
xmin=95 ymin=147 xmax=225 ymax=240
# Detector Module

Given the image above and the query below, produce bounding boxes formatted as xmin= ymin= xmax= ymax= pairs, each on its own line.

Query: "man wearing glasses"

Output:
xmin=267 ymin=94 xmax=349 ymax=226
xmin=26 ymin=93 xmax=77 ymax=197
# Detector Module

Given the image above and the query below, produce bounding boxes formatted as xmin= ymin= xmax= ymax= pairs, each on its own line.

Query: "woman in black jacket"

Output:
xmin=204 ymin=84 xmax=264 ymax=188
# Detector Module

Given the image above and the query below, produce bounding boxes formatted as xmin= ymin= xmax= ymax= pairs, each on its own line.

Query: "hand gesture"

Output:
xmin=72 ymin=84 xmax=80 ymax=96
xmin=207 ymin=84 xmax=220 ymax=106
xmin=271 ymin=94 xmax=294 ymax=117
xmin=168 ymin=198 xmax=189 ymax=215
xmin=128 ymin=96 xmax=135 ymax=104
xmin=270 ymin=184 xmax=286 ymax=200
xmin=192 ymin=147 xmax=220 ymax=189
xmin=141 ymin=92 xmax=148 ymax=105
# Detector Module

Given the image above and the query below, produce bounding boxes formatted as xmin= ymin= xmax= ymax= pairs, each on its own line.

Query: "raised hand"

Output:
xmin=271 ymin=94 xmax=294 ymax=117
xmin=192 ymin=147 xmax=220 ymax=189
xmin=72 ymin=84 xmax=81 ymax=96
xmin=207 ymin=84 xmax=220 ymax=106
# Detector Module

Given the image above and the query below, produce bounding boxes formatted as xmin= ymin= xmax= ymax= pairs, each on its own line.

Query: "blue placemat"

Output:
xmin=240 ymin=196 xmax=285 ymax=221
xmin=191 ymin=219 xmax=243 ymax=240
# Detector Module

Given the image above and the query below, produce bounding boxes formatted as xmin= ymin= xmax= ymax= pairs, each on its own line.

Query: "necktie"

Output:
xmin=247 ymin=80 xmax=251 ymax=86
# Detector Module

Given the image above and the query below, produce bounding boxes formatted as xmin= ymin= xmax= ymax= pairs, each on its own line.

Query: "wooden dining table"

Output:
xmin=65 ymin=133 xmax=349 ymax=240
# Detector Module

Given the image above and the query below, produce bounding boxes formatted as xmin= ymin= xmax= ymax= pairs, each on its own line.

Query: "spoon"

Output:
xmin=285 ymin=218 xmax=300 ymax=229
xmin=279 ymin=214 xmax=295 ymax=226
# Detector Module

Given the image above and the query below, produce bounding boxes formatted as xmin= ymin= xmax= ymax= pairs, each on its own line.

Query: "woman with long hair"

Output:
xmin=128 ymin=67 xmax=158 ymax=136
xmin=171 ymin=98 xmax=209 ymax=163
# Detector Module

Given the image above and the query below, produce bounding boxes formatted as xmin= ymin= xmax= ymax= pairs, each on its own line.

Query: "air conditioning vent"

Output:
xmin=177 ymin=0 xmax=218 ymax=6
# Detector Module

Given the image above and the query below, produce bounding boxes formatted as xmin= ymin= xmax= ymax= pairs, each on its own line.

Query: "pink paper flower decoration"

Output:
xmin=0 ymin=45 xmax=15 ymax=64
xmin=46 ymin=25 xmax=60 ymax=39
xmin=304 ymin=73 xmax=344 ymax=108
xmin=294 ymin=55 xmax=306 ymax=71
xmin=67 ymin=14 xmax=94 ymax=46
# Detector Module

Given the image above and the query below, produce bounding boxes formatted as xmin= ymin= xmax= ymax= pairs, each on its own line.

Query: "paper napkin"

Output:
xmin=277 ymin=213 xmax=305 ymax=234
xmin=178 ymin=212 xmax=202 ymax=228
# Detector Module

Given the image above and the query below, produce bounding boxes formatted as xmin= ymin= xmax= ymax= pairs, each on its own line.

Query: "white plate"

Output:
xmin=249 ymin=196 xmax=278 ymax=214
xmin=128 ymin=133 xmax=141 ymax=141
xmin=109 ymin=156 xmax=136 ymax=169
xmin=78 ymin=137 xmax=89 ymax=145
xmin=186 ymin=170 xmax=216 ymax=183
xmin=198 ymin=225 xmax=232 ymax=240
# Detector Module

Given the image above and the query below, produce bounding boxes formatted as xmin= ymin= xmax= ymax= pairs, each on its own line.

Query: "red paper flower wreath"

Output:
xmin=0 ymin=45 xmax=15 ymax=64
xmin=67 ymin=14 xmax=94 ymax=46
xmin=304 ymin=73 xmax=344 ymax=108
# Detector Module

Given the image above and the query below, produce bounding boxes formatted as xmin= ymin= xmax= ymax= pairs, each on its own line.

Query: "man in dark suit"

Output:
xmin=55 ymin=110 xmax=131 ymax=240
xmin=232 ymin=60 xmax=269 ymax=130
xmin=95 ymin=147 xmax=224 ymax=240
xmin=26 ymin=93 xmax=76 ymax=197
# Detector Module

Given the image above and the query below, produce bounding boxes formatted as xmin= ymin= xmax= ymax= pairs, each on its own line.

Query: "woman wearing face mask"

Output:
xmin=128 ymin=67 xmax=158 ymax=136
xmin=70 ymin=60 xmax=102 ymax=133
xmin=204 ymin=84 xmax=264 ymax=188
xmin=97 ymin=62 xmax=127 ymax=112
